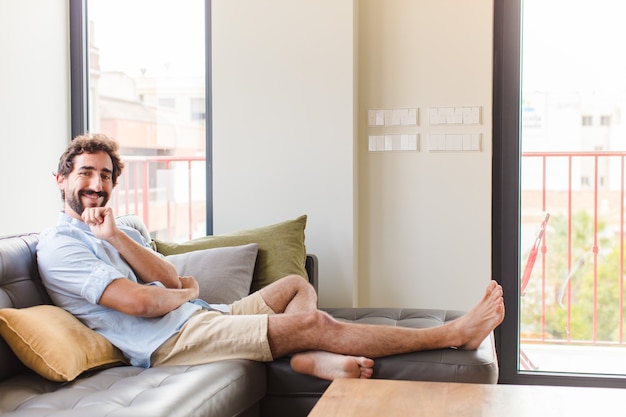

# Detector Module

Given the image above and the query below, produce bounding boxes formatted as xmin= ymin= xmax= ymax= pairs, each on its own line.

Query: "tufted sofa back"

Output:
xmin=0 ymin=233 xmax=53 ymax=380
xmin=0 ymin=234 xmax=51 ymax=309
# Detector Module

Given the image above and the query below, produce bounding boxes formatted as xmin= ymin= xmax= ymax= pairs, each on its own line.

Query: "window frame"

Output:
xmin=493 ymin=0 xmax=626 ymax=388
xmin=68 ymin=0 xmax=214 ymax=234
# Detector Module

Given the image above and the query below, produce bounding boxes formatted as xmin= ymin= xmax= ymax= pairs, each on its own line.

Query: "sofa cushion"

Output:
xmin=262 ymin=307 xmax=499 ymax=417
xmin=325 ymin=308 xmax=499 ymax=382
xmin=166 ymin=244 xmax=259 ymax=304
xmin=0 ymin=360 xmax=266 ymax=417
xmin=0 ymin=305 xmax=127 ymax=382
xmin=155 ymin=215 xmax=308 ymax=292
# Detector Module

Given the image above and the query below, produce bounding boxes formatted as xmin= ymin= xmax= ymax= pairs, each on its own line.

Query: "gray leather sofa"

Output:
xmin=0 ymin=231 xmax=498 ymax=417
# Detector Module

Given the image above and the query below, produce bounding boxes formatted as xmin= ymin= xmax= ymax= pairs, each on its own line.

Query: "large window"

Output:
xmin=70 ymin=0 xmax=212 ymax=240
xmin=494 ymin=0 xmax=626 ymax=387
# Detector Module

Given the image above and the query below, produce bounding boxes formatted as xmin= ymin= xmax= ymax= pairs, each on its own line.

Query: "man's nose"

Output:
xmin=90 ymin=175 xmax=103 ymax=191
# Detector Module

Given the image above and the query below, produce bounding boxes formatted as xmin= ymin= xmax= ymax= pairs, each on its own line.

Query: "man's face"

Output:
xmin=57 ymin=151 xmax=114 ymax=218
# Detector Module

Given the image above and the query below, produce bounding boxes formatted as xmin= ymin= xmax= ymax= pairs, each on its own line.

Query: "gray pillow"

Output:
xmin=166 ymin=243 xmax=259 ymax=304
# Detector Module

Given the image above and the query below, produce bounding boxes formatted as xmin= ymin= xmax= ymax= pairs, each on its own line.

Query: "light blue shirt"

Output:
xmin=37 ymin=212 xmax=207 ymax=367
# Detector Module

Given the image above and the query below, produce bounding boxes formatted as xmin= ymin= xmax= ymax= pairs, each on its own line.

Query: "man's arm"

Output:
xmin=82 ymin=207 xmax=181 ymax=288
xmin=99 ymin=276 xmax=199 ymax=317
xmin=107 ymin=228 xmax=181 ymax=288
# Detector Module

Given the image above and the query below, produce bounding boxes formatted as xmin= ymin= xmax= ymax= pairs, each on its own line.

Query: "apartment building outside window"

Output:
xmin=70 ymin=0 xmax=212 ymax=240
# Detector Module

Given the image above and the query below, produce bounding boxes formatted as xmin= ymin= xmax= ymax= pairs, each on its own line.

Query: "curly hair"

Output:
xmin=56 ymin=133 xmax=125 ymax=198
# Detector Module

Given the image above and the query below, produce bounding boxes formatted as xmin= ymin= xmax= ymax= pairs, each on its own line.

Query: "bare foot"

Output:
xmin=453 ymin=280 xmax=505 ymax=350
xmin=290 ymin=351 xmax=374 ymax=381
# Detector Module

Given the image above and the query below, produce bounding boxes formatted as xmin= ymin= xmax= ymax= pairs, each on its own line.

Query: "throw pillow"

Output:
xmin=166 ymin=243 xmax=259 ymax=304
xmin=0 ymin=305 xmax=127 ymax=382
xmin=155 ymin=215 xmax=307 ymax=292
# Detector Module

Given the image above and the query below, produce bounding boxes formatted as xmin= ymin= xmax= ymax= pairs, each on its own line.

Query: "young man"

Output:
xmin=37 ymin=133 xmax=505 ymax=381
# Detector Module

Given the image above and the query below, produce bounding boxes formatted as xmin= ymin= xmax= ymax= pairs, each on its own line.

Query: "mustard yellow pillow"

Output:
xmin=0 ymin=305 xmax=127 ymax=382
xmin=155 ymin=215 xmax=308 ymax=292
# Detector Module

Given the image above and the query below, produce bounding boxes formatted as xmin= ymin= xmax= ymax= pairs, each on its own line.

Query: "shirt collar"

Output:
xmin=58 ymin=211 xmax=90 ymax=232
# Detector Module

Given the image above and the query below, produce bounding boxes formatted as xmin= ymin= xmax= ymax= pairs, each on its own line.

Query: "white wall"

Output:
xmin=0 ymin=0 xmax=70 ymax=235
xmin=211 ymin=0 xmax=358 ymax=307
xmin=358 ymin=0 xmax=494 ymax=310
xmin=213 ymin=0 xmax=494 ymax=310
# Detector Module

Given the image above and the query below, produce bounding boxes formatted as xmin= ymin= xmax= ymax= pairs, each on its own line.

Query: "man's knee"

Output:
xmin=278 ymin=274 xmax=315 ymax=296
xmin=267 ymin=309 xmax=338 ymax=357
xmin=300 ymin=309 xmax=336 ymax=329
xmin=280 ymin=274 xmax=310 ymax=288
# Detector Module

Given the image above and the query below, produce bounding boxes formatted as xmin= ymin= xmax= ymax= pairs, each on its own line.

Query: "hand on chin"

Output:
xmin=81 ymin=207 xmax=117 ymax=241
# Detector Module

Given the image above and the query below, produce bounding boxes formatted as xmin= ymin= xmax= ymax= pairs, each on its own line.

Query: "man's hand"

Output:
xmin=179 ymin=276 xmax=200 ymax=300
xmin=82 ymin=207 xmax=118 ymax=240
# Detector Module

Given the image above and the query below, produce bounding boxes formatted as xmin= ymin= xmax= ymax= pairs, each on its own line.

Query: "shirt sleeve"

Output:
xmin=37 ymin=228 xmax=131 ymax=306
xmin=83 ymin=262 xmax=128 ymax=304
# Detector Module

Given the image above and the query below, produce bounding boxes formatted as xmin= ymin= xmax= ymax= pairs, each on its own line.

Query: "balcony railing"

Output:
xmin=520 ymin=150 xmax=626 ymax=372
xmin=111 ymin=155 xmax=207 ymax=242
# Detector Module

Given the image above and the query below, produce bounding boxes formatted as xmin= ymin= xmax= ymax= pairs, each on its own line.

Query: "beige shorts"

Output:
xmin=151 ymin=292 xmax=275 ymax=367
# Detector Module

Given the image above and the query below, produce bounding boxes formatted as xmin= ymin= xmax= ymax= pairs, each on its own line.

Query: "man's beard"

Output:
xmin=67 ymin=190 xmax=109 ymax=216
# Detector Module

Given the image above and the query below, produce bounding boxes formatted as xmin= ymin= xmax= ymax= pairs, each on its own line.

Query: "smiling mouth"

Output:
xmin=81 ymin=190 xmax=106 ymax=199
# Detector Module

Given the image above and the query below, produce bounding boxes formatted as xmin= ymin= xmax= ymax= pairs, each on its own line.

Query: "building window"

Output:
xmin=582 ymin=115 xmax=593 ymax=126
xmin=600 ymin=115 xmax=611 ymax=126
xmin=190 ymin=97 xmax=206 ymax=120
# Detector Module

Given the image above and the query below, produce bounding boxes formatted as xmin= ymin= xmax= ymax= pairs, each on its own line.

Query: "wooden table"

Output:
xmin=307 ymin=378 xmax=625 ymax=417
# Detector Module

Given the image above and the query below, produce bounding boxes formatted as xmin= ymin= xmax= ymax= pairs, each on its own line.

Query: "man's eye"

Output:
xmin=102 ymin=175 xmax=112 ymax=181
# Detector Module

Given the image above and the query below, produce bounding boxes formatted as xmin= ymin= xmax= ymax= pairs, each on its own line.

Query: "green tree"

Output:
xmin=570 ymin=243 xmax=624 ymax=342
xmin=520 ymin=211 xmax=619 ymax=342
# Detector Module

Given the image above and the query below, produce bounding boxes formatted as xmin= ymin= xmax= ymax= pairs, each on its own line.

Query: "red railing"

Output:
xmin=521 ymin=151 xmax=626 ymax=348
xmin=111 ymin=155 xmax=206 ymax=242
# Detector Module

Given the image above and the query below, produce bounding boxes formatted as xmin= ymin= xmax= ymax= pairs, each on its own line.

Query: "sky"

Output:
xmin=522 ymin=0 xmax=626 ymax=93
xmin=88 ymin=0 xmax=626 ymax=90
xmin=88 ymin=0 xmax=205 ymax=78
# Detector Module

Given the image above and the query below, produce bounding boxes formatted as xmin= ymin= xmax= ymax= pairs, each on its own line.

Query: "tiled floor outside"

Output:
xmin=521 ymin=343 xmax=626 ymax=376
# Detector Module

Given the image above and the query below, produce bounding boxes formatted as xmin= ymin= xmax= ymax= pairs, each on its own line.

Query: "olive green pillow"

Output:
xmin=155 ymin=215 xmax=307 ymax=292
xmin=0 ymin=305 xmax=127 ymax=382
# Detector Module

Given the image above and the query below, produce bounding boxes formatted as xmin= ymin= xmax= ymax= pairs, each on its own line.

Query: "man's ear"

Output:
xmin=55 ymin=173 xmax=66 ymax=191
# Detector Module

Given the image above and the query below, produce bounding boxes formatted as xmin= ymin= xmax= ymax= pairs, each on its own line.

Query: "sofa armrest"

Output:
xmin=305 ymin=254 xmax=318 ymax=292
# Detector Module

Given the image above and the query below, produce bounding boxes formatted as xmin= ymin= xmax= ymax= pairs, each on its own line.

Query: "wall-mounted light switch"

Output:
xmin=463 ymin=107 xmax=480 ymax=124
xmin=446 ymin=134 xmax=463 ymax=151
xmin=406 ymin=108 xmax=417 ymax=125
xmin=428 ymin=133 xmax=481 ymax=152
xmin=428 ymin=106 xmax=482 ymax=125
xmin=428 ymin=108 xmax=439 ymax=125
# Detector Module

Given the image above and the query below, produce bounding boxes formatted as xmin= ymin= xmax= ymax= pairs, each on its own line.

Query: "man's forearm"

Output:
xmin=107 ymin=230 xmax=181 ymax=288
xmin=135 ymin=285 xmax=195 ymax=317
xmin=99 ymin=277 xmax=199 ymax=317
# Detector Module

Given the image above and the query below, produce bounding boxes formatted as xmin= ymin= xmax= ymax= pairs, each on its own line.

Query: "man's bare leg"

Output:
xmin=259 ymin=275 xmax=375 ymax=380
xmin=266 ymin=280 xmax=504 ymax=360
xmin=259 ymin=274 xmax=318 ymax=313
